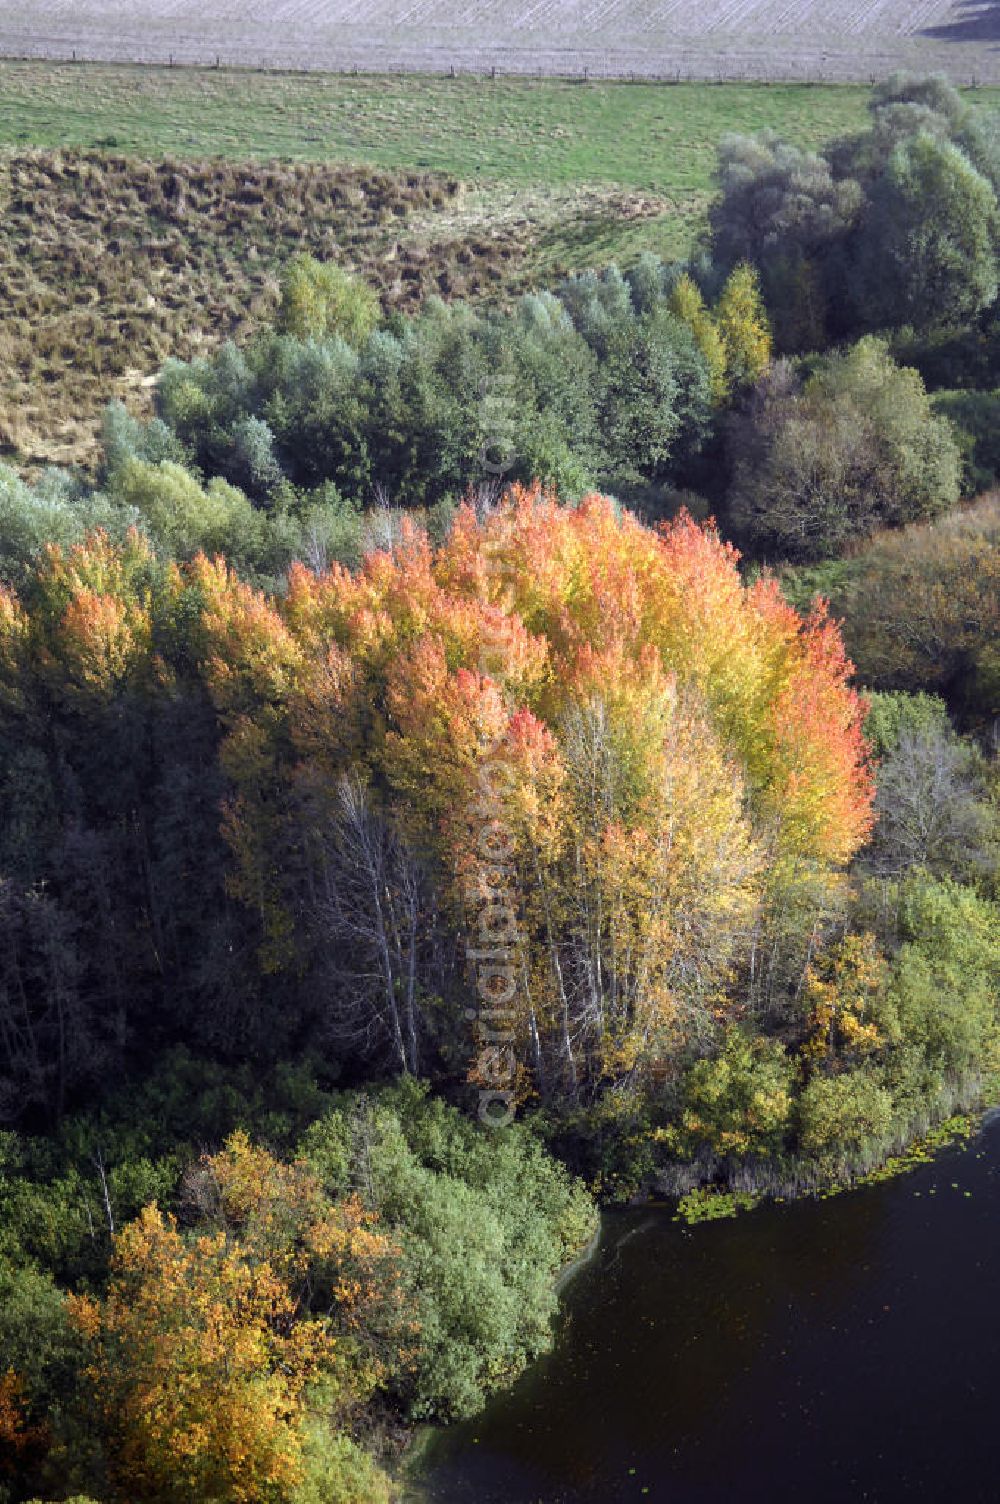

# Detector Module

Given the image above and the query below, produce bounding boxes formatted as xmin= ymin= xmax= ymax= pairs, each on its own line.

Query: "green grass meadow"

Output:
xmin=0 ymin=65 xmax=877 ymax=183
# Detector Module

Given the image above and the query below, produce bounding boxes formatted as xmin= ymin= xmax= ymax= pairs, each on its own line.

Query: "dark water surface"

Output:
xmin=414 ymin=1115 xmax=1000 ymax=1504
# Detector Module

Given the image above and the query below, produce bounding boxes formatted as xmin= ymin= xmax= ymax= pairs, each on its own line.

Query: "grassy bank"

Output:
xmin=669 ymin=1085 xmax=998 ymax=1225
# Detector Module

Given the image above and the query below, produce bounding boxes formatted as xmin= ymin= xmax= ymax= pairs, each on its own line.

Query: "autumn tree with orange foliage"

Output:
xmin=202 ymin=485 xmax=873 ymax=1101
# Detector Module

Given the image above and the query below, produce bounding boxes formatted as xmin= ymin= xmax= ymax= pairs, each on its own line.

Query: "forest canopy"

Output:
xmin=0 ymin=491 xmax=874 ymax=1117
xmin=2 ymin=68 xmax=1000 ymax=1504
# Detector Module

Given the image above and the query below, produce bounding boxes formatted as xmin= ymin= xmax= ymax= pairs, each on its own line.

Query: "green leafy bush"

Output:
xmin=277 ymin=255 xmax=381 ymax=345
xmin=863 ymin=691 xmax=951 ymax=757
xmin=664 ymin=1029 xmax=794 ymax=1160
xmin=300 ymin=1081 xmax=596 ymax=1421
xmin=108 ymin=459 xmax=268 ymax=571
xmin=888 ymin=876 xmax=1000 ymax=1077
xmin=291 ymin=1419 xmax=393 ymax=1504
xmin=796 ymin=1070 xmax=895 ymax=1168
xmin=931 ymin=389 xmax=1000 ymax=494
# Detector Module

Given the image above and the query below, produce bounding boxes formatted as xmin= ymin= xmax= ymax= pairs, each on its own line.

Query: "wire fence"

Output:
xmin=0 ymin=38 xmax=994 ymax=89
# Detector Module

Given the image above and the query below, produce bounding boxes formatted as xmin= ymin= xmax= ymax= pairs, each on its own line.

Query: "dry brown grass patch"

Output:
xmin=0 ymin=148 xmax=534 ymax=467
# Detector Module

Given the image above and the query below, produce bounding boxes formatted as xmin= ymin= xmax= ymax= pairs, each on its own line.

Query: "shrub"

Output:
xmin=556 ymin=265 xmax=633 ymax=359
xmin=149 ymin=263 xmax=719 ymax=512
xmin=796 ymin=1069 xmax=895 ymax=1166
xmin=300 ymin=1081 xmax=596 ymax=1421
xmin=277 ymin=256 xmax=381 ymax=346
xmin=863 ymin=690 xmax=951 ymax=757
xmin=228 ymin=416 xmax=288 ymax=506
xmin=292 ymin=1422 xmax=392 ymax=1504
xmin=665 ymin=1029 xmax=793 ymax=1159
xmin=108 ymin=458 xmax=270 ymax=574
xmin=931 ymin=389 xmax=1000 ymax=494
xmin=726 ymin=339 xmax=961 ymax=561
xmin=835 ymin=496 xmax=1000 ymax=722
xmin=100 ymin=399 xmax=186 ymax=479
xmin=888 ymin=876 xmax=1000 ymax=1077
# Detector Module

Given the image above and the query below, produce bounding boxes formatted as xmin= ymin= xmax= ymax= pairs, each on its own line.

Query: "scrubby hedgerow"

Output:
xmin=147 ymin=259 xmax=767 ymax=517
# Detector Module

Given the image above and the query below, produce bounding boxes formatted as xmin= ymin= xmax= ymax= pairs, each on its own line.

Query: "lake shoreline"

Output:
xmin=399 ymin=1097 xmax=995 ymax=1496
xmin=413 ymin=1114 xmax=1000 ymax=1501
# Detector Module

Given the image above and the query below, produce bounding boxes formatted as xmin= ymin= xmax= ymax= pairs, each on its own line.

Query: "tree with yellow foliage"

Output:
xmin=801 ymin=932 xmax=889 ymax=1066
xmin=668 ymin=273 xmax=729 ymax=402
xmin=715 ymin=263 xmax=772 ymax=389
xmin=70 ymin=1204 xmax=334 ymax=1504
xmin=66 ymin=1129 xmax=414 ymax=1504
